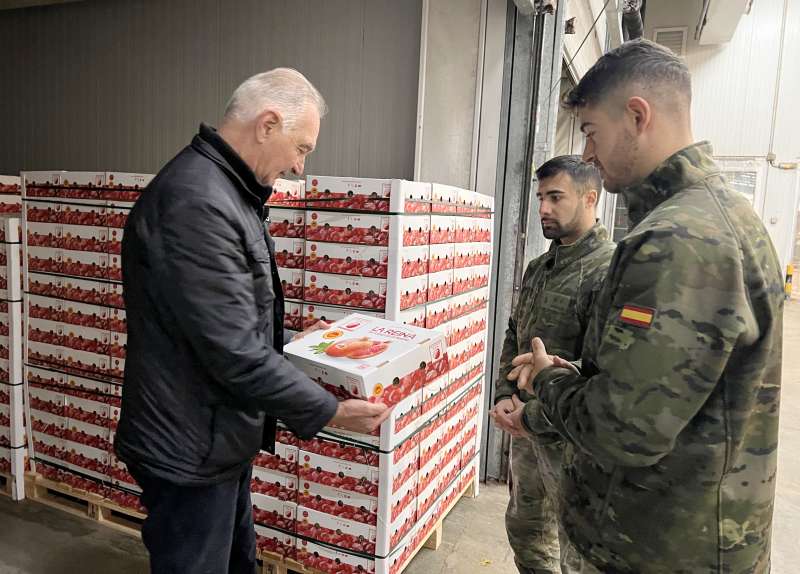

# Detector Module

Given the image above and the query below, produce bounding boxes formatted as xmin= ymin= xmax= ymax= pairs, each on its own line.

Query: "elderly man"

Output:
xmin=508 ymin=40 xmax=783 ymax=573
xmin=116 ymin=68 xmax=389 ymax=574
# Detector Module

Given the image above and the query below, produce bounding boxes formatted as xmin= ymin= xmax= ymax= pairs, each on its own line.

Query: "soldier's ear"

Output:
xmin=584 ymin=189 xmax=598 ymax=209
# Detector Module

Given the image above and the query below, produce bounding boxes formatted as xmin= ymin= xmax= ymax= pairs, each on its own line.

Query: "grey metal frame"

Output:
xmin=481 ymin=0 xmax=565 ymax=481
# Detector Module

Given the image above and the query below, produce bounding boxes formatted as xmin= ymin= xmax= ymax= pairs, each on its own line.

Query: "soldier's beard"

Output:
xmin=541 ymin=206 xmax=584 ymax=241
xmin=601 ymin=131 xmax=639 ymax=193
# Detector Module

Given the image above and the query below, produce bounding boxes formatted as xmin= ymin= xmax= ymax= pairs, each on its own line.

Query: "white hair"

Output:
xmin=223 ymin=68 xmax=327 ymax=130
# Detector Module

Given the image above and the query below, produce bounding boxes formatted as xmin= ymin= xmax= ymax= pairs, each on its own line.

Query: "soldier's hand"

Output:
xmin=490 ymin=397 xmax=517 ymax=434
xmin=291 ymin=320 xmax=331 ymax=342
xmin=506 ymin=395 xmax=531 ymax=438
xmin=328 ymin=399 xmax=391 ymax=433
xmin=552 ymin=355 xmax=580 ymax=373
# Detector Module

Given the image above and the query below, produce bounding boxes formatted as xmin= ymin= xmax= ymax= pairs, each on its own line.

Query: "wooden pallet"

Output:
xmin=24 ymin=472 xmax=145 ymax=537
xmin=258 ymin=476 xmax=478 ymax=574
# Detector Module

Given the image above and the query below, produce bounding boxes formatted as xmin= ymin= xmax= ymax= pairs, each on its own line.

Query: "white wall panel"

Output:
xmin=417 ymin=0 xmax=482 ymax=188
xmin=771 ymin=0 xmax=800 ymax=161
xmin=687 ymin=0 xmax=784 ymax=157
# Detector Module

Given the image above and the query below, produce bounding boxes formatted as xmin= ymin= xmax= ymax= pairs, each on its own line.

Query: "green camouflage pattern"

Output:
xmin=506 ymin=436 xmax=562 ymax=573
xmin=530 ymin=142 xmax=784 ymax=574
xmin=497 ymin=223 xmax=615 ymax=572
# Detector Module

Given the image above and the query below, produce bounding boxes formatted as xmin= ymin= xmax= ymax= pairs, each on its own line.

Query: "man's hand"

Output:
xmin=490 ymin=397 xmax=517 ymax=435
xmin=291 ymin=320 xmax=330 ymax=342
xmin=328 ymin=399 xmax=391 ymax=433
xmin=507 ymin=338 xmax=555 ymax=394
xmin=506 ymin=395 xmax=531 ymax=438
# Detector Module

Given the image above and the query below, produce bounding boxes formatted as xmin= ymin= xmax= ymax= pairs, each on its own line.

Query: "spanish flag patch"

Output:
xmin=619 ymin=305 xmax=655 ymax=328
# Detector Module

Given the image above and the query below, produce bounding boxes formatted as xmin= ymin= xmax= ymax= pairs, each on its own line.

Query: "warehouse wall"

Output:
xmin=644 ymin=0 xmax=800 ymax=270
xmin=0 ymin=0 xmax=422 ymax=179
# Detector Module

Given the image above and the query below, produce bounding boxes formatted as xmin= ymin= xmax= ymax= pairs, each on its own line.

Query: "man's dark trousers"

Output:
xmin=130 ymin=464 xmax=256 ymax=574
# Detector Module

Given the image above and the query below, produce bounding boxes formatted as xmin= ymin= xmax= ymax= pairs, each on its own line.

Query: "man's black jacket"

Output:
xmin=114 ymin=124 xmax=337 ymax=485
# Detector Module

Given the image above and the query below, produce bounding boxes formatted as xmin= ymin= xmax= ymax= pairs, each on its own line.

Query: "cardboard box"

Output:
xmin=285 ymin=314 xmax=446 ymax=403
xmin=278 ymin=267 xmax=304 ymax=301
xmin=254 ymin=430 xmax=300 ymax=476
xmin=304 ymin=272 xmax=387 ymax=311
xmin=255 ymin=524 xmax=296 ymax=558
xmin=447 ymin=308 xmax=487 ymax=346
xmin=429 ymin=216 xmax=456 ymax=244
xmin=268 ymin=208 xmax=305 ymax=239
xmin=397 ymin=244 xmax=428 ymax=279
xmin=25 ymin=201 xmax=60 ymax=224
xmin=59 ymin=275 xmax=111 ymax=308
xmin=252 ymin=491 xmax=297 ymax=531
xmin=0 ymin=175 xmax=20 ymax=195
xmin=105 ymin=206 xmax=129 ymax=230
xmin=27 ymin=221 xmax=60 ymax=249
xmin=251 ymin=465 xmax=299 ymax=502
xmin=63 ymin=416 xmax=112 ymax=452
xmin=60 ymin=249 xmax=109 ymax=280
xmin=305 ymin=241 xmax=389 ymax=278
xmin=103 ymin=172 xmax=152 ymax=204
xmin=395 ymin=306 xmax=426 ymax=329
xmin=301 ymin=303 xmax=383 ymax=330
xmin=391 ymin=273 xmax=428 ymax=315
xmin=27 ymin=246 xmax=60 ymax=275
xmin=430 ymin=184 xmax=459 ymax=214
xmin=57 ymin=172 xmax=106 ymax=203
xmin=23 ymin=172 xmax=64 ymax=199
xmin=284 ymin=301 xmax=303 ymax=332
xmin=268 ymin=177 xmax=305 ymax=207
xmin=61 ymin=223 xmax=107 ymax=254
xmin=454 ymin=242 xmax=493 ymax=268
xmin=428 ymin=243 xmax=455 ymax=273
xmin=59 ymin=298 xmax=110 ymax=330
xmin=305 ymin=212 xmax=429 ymax=248
xmin=449 ymin=286 xmax=489 ymax=321
xmin=274 ymin=237 xmax=305 ymax=269
xmin=315 ymin=382 xmax=423 ymax=451
xmin=61 ymin=323 xmax=110 ymax=356
xmin=427 ymin=269 xmax=454 ymax=303
xmin=305 ymin=177 xmax=431 ymax=214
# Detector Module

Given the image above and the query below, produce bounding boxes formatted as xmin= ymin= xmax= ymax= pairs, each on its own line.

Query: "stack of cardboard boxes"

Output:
xmin=22 ymin=170 xmax=151 ymax=512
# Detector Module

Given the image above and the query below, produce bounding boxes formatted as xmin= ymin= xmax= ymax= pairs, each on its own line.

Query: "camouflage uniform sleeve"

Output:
xmin=494 ymin=302 xmax=520 ymax=405
xmin=494 ymin=261 xmax=537 ymax=405
xmin=529 ymin=229 xmax=755 ymax=468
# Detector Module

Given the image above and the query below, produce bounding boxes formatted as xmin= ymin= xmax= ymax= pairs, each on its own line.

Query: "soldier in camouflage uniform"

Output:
xmin=507 ymin=40 xmax=783 ymax=573
xmin=491 ymin=156 xmax=615 ymax=574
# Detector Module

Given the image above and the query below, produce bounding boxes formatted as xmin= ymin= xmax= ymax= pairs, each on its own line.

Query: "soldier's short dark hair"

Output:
xmin=536 ymin=155 xmax=602 ymax=198
xmin=563 ymin=39 xmax=691 ymax=110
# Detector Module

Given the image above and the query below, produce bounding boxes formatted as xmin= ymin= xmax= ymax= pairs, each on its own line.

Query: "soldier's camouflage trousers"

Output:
xmin=506 ymin=436 xmax=588 ymax=574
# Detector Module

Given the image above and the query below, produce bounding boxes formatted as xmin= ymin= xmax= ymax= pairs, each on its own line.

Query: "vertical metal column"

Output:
xmin=482 ymin=0 xmax=565 ymax=481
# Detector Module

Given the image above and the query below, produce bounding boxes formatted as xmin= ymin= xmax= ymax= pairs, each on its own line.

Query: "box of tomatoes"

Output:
xmin=284 ymin=314 xmax=448 ymax=451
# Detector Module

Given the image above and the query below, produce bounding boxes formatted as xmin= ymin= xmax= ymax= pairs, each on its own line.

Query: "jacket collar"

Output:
xmin=191 ymin=123 xmax=273 ymax=211
xmin=545 ymin=221 xmax=610 ymax=271
xmin=620 ymin=141 xmax=719 ymax=228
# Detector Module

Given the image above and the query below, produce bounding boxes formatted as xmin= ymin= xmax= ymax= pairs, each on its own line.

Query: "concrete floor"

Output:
xmin=0 ymin=299 xmax=798 ymax=574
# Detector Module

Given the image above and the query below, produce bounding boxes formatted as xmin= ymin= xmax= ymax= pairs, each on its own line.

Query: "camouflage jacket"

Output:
xmin=529 ymin=142 xmax=784 ymax=573
xmin=495 ymin=222 xmax=615 ymax=434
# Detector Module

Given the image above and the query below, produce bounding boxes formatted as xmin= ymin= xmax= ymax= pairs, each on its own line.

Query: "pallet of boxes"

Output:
xmin=255 ymin=176 xmax=493 ymax=574
xmin=16 ymin=171 xmax=494 ymax=574
xmin=0 ymin=175 xmax=25 ymax=500
xmin=21 ymin=170 xmax=150 ymax=532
